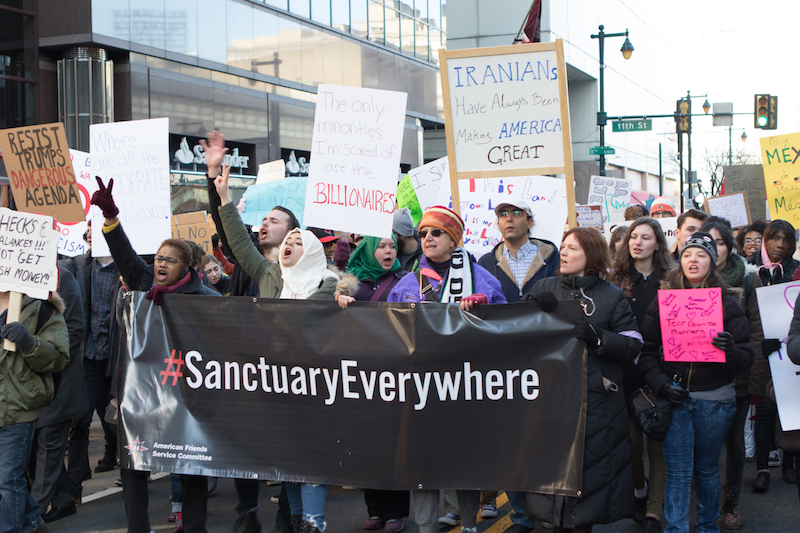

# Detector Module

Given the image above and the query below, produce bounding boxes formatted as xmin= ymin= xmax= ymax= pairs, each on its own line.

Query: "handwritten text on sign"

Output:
xmin=445 ymin=51 xmax=563 ymax=172
xmin=588 ymin=176 xmax=632 ymax=223
xmin=0 ymin=208 xmax=59 ymax=299
xmin=242 ymin=178 xmax=307 ymax=228
xmin=0 ymin=123 xmax=85 ymax=223
xmin=407 ymin=157 xmax=448 ymax=215
xmin=89 ymin=118 xmax=171 ymax=257
xmin=760 ymin=132 xmax=800 ymax=224
xmin=658 ymin=288 xmax=725 ymax=363
xmin=705 ymin=191 xmax=750 ymax=228
xmin=303 ymin=84 xmax=408 ymax=238
xmin=723 ymin=165 xmax=766 ymax=222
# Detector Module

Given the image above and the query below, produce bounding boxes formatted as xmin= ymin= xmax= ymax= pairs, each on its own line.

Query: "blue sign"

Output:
xmin=241 ymin=178 xmax=307 ymax=227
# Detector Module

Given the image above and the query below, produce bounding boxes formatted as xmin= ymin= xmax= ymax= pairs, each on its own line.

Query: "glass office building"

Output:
xmin=17 ymin=0 xmax=446 ymax=212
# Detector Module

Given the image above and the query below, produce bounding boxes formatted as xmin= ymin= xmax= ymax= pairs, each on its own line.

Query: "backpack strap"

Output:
xmin=415 ymin=271 xmax=441 ymax=303
xmin=35 ymin=300 xmax=55 ymax=335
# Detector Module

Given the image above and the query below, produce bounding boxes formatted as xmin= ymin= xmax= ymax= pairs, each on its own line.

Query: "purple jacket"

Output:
xmin=387 ymin=254 xmax=507 ymax=304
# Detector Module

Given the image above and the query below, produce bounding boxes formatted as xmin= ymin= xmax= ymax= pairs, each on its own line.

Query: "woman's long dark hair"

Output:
xmin=610 ymin=217 xmax=674 ymax=297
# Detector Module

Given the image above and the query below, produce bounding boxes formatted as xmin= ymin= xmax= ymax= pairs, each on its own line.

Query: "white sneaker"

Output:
xmin=438 ymin=513 xmax=460 ymax=526
xmin=769 ymin=449 xmax=782 ymax=467
xmin=461 ymin=528 xmax=476 ymax=533
xmin=480 ymin=504 xmax=498 ymax=518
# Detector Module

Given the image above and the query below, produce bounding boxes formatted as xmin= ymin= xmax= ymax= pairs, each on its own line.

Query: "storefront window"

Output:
xmin=0 ymin=2 xmax=36 ymax=129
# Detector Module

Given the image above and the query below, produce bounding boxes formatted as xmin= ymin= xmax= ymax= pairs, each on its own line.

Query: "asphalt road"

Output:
xmin=45 ymin=416 xmax=800 ymax=533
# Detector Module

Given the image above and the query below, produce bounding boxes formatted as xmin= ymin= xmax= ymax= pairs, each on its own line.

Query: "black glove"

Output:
xmin=528 ymin=292 xmax=558 ymax=313
xmin=661 ymin=383 xmax=690 ymax=404
xmin=1 ymin=322 xmax=36 ymax=353
xmin=711 ymin=331 xmax=735 ymax=355
xmin=90 ymin=177 xmax=119 ymax=219
xmin=574 ymin=320 xmax=601 ymax=346
xmin=212 ymin=234 xmax=220 ymax=250
xmin=762 ymin=338 xmax=782 ymax=355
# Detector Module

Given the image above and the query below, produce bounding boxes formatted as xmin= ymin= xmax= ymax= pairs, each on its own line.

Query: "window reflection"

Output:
xmin=350 ymin=0 xmax=368 ymax=38
xmin=311 ymin=0 xmax=331 ymax=25
xmin=289 ymin=0 xmax=310 ymax=19
xmin=331 ymin=0 xmax=349 ymax=32
xmin=385 ymin=7 xmax=400 ymax=50
xmin=368 ymin=2 xmax=384 ymax=45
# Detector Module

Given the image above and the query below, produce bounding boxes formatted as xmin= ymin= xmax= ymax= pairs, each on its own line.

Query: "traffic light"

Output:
xmin=675 ymin=98 xmax=690 ymax=134
xmin=754 ymin=94 xmax=770 ymax=128
xmin=767 ymin=95 xmax=778 ymax=130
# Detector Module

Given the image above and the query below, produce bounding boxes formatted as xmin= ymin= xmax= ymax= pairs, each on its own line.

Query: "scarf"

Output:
xmin=439 ymin=247 xmax=475 ymax=302
xmin=760 ymin=243 xmax=784 ymax=279
xmin=719 ymin=252 xmax=746 ymax=287
xmin=279 ymin=229 xmax=340 ymax=299
xmin=146 ymin=271 xmax=191 ymax=305
xmin=347 ymin=235 xmax=402 ymax=281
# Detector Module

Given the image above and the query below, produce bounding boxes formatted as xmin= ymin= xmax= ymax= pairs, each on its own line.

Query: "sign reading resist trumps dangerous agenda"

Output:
xmin=0 ymin=208 xmax=59 ymax=299
xmin=303 ymin=85 xmax=408 ymax=238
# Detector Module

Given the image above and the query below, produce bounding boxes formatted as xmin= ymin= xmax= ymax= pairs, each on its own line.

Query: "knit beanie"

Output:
xmin=419 ymin=206 xmax=464 ymax=243
xmin=680 ymin=231 xmax=717 ymax=265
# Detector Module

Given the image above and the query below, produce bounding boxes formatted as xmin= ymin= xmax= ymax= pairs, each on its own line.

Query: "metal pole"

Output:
xmin=729 ymin=125 xmax=733 ymax=166
xmin=659 ymin=143 xmax=663 ymax=197
xmin=598 ymin=26 xmax=606 ymax=176
xmin=678 ymin=133 xmax=684 ymax=212
xmin=687 ymin=90 xmax=693 ymax=205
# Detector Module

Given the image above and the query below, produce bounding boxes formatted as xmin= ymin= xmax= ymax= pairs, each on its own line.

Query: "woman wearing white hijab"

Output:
xmin=279 ymin=229 xmax=341 ymax=300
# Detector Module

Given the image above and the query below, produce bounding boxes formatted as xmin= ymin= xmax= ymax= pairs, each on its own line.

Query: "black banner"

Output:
xmin=118 ymin=294 xmax=587 ymax=494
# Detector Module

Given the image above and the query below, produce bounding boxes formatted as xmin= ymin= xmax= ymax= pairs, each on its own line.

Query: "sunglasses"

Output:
xmin=154 ymin=256 xmax=184 ymax=265
xmin=419 ymin=228 xmax=444 ymax=239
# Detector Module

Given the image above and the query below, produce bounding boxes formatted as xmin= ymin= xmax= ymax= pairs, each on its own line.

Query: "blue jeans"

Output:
xmin=662 ymin=397 xmax=735 ymax=533
xmin=0 ymin=421 xmax=43 ymax=533
xmin=507 ymin=491 xmax=535 ymax=529
xmin=285 ymin=483 xmax=327 ymax=530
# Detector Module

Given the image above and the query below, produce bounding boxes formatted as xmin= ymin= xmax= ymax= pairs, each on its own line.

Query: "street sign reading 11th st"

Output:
xmin=612 ymin=119 xmax=652 ymax=132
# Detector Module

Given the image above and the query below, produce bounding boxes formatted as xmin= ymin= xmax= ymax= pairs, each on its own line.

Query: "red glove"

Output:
xmin=91 ymin=177 xmax=119 ymax=219
xmin=462 ymin=294 xmax=488 ymax=306
xmin=334 ymin=239 xmax=351 ymax=271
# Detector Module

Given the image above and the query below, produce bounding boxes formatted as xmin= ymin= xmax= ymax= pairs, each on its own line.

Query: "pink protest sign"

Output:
xmin=658 ymin=288 xmax=725 ymax=363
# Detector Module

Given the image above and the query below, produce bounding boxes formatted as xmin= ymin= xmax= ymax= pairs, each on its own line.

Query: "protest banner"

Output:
xmin=89 ymin=118 xmax=171 ymax=257
xmin=172 ymin=212 xmax=216 ymax=254
xmin=406 ymin=157 xmax=449 ymax=215
xmin=588 ymin=176 xmax=632 ymax=224
xmin=657 ymin=288 xmax=725 ymax=363
xmin=631 ymin=190 xmax=657 ymax=211
xmin=435 ymin=176 xmax=567 ymax=256
xmin=756 ymin=281 xmax=800 ymax=431
xmin=242 ymin=178 xmax=307 ymax=228
xmin=118 ymin=292 xmax=586 ymax=493
xmin=303 ymin=84 xmax=408 ymax=238
xmin=439 ymin=40 xmax=576 ymax=227
xmin=760 ymin=132 xmax=800 ymax=225
xmin=576 ymin=205 xmax=603 ymax=230
xmin=703 ymin=191 xmax=750 ymax=228
xmin=0 ymin=208 xmax=60 ymax=349
xmin=396 ymin=176 xmax=423 ymax=225
xmin=0 ymin=123 xmax=85 ymax=223
xmin=256 ymin=159 xmax=286 ymax=184
xmin=723 ymin=165 xmax=767 ymax=222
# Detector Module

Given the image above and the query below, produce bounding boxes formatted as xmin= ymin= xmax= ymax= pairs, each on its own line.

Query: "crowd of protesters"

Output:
xmin=2 ymin=131 xmax=800 ymax=533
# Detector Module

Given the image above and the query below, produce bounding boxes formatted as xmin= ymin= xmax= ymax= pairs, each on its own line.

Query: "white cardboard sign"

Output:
xmin=256 ymin=159 xmax=286 ymax=184
xmin=756 ymin=281 xmax=800 ymax=431
xmin=55 ymin=149 xmax=99 ymax=258
xmin=89 ymin=118 xmax=171 ymax=257
xmin=588 ymin=176 xmax=632 ymax=224
xmin=407 ymin=157 xmax=449 ymax=213
xmin=303 ymin=84 xmax=408 ymax=238
xmin=0 ymin=208 xmax=60 ymax=299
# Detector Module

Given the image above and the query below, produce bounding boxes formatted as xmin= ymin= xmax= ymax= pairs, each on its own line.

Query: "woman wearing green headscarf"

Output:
xmin=334 ymin=235 xmax=409 ymax=533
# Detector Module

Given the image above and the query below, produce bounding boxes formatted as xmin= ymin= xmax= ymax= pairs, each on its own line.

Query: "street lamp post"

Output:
xmin=591 ymin=25 xmax=633 ymax=176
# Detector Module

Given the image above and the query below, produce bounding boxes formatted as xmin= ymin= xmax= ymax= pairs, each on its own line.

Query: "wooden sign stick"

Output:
xmin=4 ymin=291 xmax=23 ymax=351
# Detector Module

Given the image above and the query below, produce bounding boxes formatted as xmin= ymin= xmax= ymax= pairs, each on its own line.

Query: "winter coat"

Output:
xmin=387 ymin=254 xmax=506 ymax=304
xmin=340 ymin=270 xmax=405 ymax=303
xmin=103 ymin=223 xmax=219 ymax=298
xmin=37 ymin=266 xmax=88 ymax=427
xmin=639 ymin=281 xmax=753 ymax=397
xmin=748 ymin=250 xmax=800 ymax=285
xmin=0 ymin=294 xmax=70 ymax=427
xmin=478 ymin=238 xmax=558 ymax=302
xmin=525 ymin=274 xmax=642 ymax=528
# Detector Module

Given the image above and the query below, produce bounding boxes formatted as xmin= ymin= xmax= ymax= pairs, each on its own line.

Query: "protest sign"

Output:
xmin=439 ymin=40 xmax=576 ymax=227
xmin=407 ymin=157 xmax=449 ymax=215
xmin=0 ymin=123 xmax=85 ymax=223
xmin=631 ymin=190 xmax=657 ymax=211
xmin=760 ymin=132 xmax=800 ymax=225
xmin=723 ymin=165 xmax=767 ymax=222
xmin=53 ymin=149 xmax=97 ymax=257
xmin=172 ymin=212 xmax=216 ymax=254
xmin=256 ymin=159 xmax=286 ymax=184
xmin=703 ymin=191 xmax=750 ymax=228
xmin=89 ymin=118 xmax=171 ymax=257
xmin=303 ymin=84 xmax=408 ymax=238
xmin=242 ymin=178 xmax=307 ymax=228
xmin=657 ymin=288 xmax=725 ymax=363
xmin=756 ymin=281 xmax=800 ymax=430
xmin=119 ymin=293 xmax=587 ymax=493
xmin=0 ymin=208 xmax=60 ymax=300
xmin=396 ymin=176 xmax=423 ymax=225
xmin=576 ymin=205 xmax=603 ymax=230
xmin=588 ymin=176 xmax=632 ymax=224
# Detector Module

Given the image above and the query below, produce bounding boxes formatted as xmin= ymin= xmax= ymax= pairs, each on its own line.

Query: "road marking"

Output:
xmin=446 ymin=492 xmax=511 ymax=533
xmin=80 ymin=472 xmax=169 ymax=504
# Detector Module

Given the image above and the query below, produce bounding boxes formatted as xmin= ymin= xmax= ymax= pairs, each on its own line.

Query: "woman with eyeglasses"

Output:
xmin=387 ymin=206 xmax=505 ymax=533
xmin=525 ymin=227 xmax=642 ymax=533
xmin=735 ymin=220 xmax=767 ymax=259
xmin=91 ymin=177 xmax=218 ymax=533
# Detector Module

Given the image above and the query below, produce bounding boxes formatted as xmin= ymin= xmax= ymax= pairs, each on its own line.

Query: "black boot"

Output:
xmin=95 ymin=443 xmax=117 ymax=473
xmin=233 ymin=510 xmax=262 ymax=533
xmin=297 ymin=520 xmax=323 ymax=533
xmin=289 ymin=515 xmax=303 ymax=533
